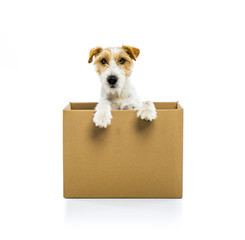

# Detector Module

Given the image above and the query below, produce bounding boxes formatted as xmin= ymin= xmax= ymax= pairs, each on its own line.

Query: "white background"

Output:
xmin=0 ymin=0 xmax=245 ymax=239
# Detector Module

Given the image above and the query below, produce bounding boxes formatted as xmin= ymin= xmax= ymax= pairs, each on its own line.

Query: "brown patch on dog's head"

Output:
xmin=89 ymin=46 xmax=139 ymax=78
xmin=122 ymin=46 xmax=140 ymax=61
xmin=88 ymin=47 xmax=103 ymax=63
xmin=93 ymin=49 xmax=111 ymax=75
xmin=115 ymin=48 xmax=134 ymax=77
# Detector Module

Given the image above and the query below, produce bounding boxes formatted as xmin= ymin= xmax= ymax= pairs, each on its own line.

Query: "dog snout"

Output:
xmin=107 ymin=75 xmax=118 ymax=85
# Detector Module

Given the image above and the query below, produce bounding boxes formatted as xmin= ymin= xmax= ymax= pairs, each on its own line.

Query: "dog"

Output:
xmin=88 ymin=45 xmax=157 ymax=128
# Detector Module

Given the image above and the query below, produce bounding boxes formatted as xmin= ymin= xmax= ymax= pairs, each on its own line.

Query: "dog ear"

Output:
xmin=122 ymin=46 xmax=140 ymax=61
xmin=88 ymin=47 xmax=103 ymax=63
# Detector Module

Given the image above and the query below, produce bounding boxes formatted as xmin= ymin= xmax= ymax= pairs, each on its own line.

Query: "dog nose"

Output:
xmin=107 ymin=75 xmax=118 ymax=85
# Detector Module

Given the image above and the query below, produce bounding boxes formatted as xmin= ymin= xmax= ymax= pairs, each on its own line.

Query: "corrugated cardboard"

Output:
xmin=63 ymin=102 xmax=183 ymax=198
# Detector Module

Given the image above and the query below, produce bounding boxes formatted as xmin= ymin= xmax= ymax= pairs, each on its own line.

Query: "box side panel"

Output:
xmin=154 ymin=102 xmax=177 ymax=109
xmin=63 ymin=110 xmax=70 ymax=197
xmin=175 ymin=109 xmax=183 ymax=197
xmin=63 ymin=108 xmax=183 ymax=198
xmin=70 ymin=102 xmax=97 ymax=110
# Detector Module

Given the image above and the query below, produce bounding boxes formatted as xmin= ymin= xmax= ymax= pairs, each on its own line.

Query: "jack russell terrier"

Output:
xmin=88 ymin=45 xmax=157 ymax=128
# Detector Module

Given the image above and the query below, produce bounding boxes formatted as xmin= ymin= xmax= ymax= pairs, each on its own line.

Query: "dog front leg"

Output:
xmin=93 ymin=100 xmax=112 ymax=128
xmin=137 ymin=101 xmax=157 ymax=121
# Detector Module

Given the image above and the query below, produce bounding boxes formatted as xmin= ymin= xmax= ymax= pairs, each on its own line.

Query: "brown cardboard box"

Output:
xmin=63 ymin=102 xmax=183 ymax=198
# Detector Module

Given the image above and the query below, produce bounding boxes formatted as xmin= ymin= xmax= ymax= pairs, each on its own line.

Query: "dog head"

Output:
xmin=88 ymin=46 xmax=140 ymax=95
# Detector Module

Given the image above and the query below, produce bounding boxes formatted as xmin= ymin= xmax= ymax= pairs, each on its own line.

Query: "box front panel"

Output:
xmin=63 ymin=108 xmax=183 ymax=198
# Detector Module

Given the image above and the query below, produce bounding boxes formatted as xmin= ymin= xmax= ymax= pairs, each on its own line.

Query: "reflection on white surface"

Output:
xmin=65 ymin=199 xmax=182 ymax=226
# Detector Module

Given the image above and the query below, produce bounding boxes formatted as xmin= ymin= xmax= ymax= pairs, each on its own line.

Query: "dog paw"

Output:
xmin=93 ymin=111 xmax=112 ymax=128
xmin=120 ymin=104 xmax=136 ymax=110
xmin=137 ymin=101 xmax=157 ymax=121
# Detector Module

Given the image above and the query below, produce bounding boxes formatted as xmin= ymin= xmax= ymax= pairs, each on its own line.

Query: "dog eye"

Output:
xmin=101 ymin=58 xmax=107 ymax=64
xmin=119 ymin=58 xmax=126 ymax=64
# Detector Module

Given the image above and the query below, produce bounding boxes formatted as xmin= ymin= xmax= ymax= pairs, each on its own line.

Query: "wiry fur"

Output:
xmin=89 ymin=45 xmax=157 ymax=128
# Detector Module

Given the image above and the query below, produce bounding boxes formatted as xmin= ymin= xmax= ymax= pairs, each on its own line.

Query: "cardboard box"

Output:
xmin=63 ymin=102 xmax=183 ymax=198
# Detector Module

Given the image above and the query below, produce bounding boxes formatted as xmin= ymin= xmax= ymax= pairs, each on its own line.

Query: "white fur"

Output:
xmin=93 ymin=47 xmax=157 ymax=128
xmin=93 ymin=100 xmax=112 ymax=128
xmin=136 ymin=101 xmax=157 ymax=121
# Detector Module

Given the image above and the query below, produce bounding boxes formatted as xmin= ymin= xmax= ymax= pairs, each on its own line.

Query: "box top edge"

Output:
xmin=63 ymin=102 xmax=183 ymax=111
xmin=63 ymin=103 xmax=71 ymax=111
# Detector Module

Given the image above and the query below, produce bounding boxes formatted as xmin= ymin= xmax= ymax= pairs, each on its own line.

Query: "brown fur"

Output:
xmin=88 ymin=46 xmax=140 ymax=78
xmin=88 ymin=47 xmax=103 ymax=63
xmin=122 ymin=46 xmax=140 ymax=61
xmin=116 ymin=50 xmax=134 ymax=78
xmin=93 ymin=50 xmax=110 ymax=75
